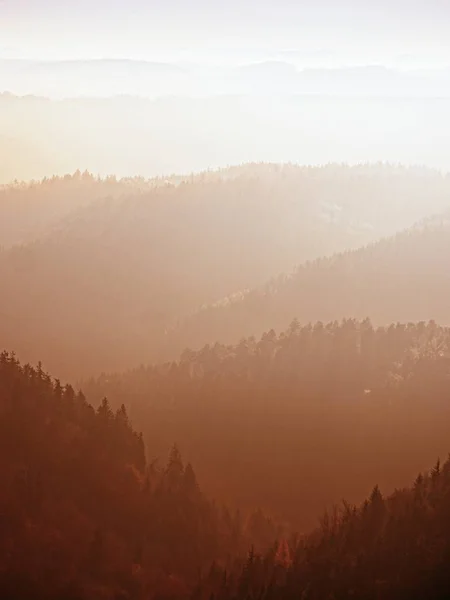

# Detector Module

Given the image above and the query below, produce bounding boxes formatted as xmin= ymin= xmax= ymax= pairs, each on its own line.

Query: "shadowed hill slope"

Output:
xmin=0 ymin=352 xmax=277 ymax=599
xmin=202 ymin=453 xmax=450 ymax=600
xmin=84 ymin=319 xmax=450 ymax=530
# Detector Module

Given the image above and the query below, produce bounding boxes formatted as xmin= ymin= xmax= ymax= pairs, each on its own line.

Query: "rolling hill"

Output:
xmin=170 ymin=211 xmax=450 ymax=355
xmin=0 ymin=171 xmax=157 ymax=248
xmin=84 ymin=318 xmax=450 ymax=530
xmin=1 ymin=164 xmax=449 ymax=379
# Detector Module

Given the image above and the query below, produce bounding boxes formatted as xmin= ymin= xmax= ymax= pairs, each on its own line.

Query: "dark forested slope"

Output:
xmin=0 ymin=352 xmax=277 ymax=600
xmin=201 ymin=455 xmax=450 ymax=600
xmin=85 ymin=319 xmax=450 ymax=530
xmin=1 ymin=164 xmax=450 ymax=380
xmin=3 ymin=349 xmax=450 ymax=600
xmin=0 ymin=170 xmax=159 ymax=248
xmin=0 ymin=346 xmax=450 ymax=600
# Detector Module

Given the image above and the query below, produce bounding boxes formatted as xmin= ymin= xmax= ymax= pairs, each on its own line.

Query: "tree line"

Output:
xmin=85 ymin=318 xmax=450 ymax=529
xmin=198 ymin=455 xmax=450 ymax=600
xmin=2 ymin=163 xmax=450 ymax=380
xmin=3 ymin=329 xmax=450 ymax=598
xmin=0 ymin=351 xmax=278 ymax=599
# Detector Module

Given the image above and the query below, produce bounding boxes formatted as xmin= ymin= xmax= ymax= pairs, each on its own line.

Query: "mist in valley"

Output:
xmin=2 ymin=1 xmax=450 ymax=599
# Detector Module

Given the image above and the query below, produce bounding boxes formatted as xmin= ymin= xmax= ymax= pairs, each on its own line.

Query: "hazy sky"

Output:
xmin=1 ymin=0 xmax=450 ymax=66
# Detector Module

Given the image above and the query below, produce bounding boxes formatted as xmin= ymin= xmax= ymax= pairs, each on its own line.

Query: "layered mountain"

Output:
xmin=3 ymin=346 xmax=450 ymax=599
xmin=203 ymin=454 xmax=450 ymax=600
xmin=0 ymin=352 xmax=277 ymax=599
xmin=85 ymin=319 xmax=450 ymax=530
xmin=1 ymin=164 xmax=449 ymax=379
xmin=171 ymin=211 xmax=450 ymax=355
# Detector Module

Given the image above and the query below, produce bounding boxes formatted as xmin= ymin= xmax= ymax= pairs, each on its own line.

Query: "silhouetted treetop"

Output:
xmin=85 ymin=318 xmax=450 ymax=529
xmin=0 ymin=352 xmax=277 ymax=599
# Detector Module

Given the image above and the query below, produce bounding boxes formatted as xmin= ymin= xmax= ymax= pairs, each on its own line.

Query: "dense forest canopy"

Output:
xmin=4 ymin=1 xmax=450 ymax=594
xmin=0 ymin=352 xmax=278 ymax=599
xmin=1 ymin=163 xmax=450 ymax=380
xmin=2 ymin=160 xmax=450 ymax=599
xmin=4 ymin=340 xmax=450 ymax=600
xmin=200 ymin=454 xmax=450 ymax=600
xmin=84 ymin=318 xmax=450 ymax=530
xmin=171 ymin=215 xmax=450 ymax=354
xmin=0 ymin=171 xmax=163 ymax=248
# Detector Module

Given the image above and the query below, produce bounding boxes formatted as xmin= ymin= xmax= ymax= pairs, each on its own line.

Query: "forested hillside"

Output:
xmin=3 ymin=164 xmax=450 ymax=598
xmin=0 ymin=171 xmax=159 ymax=248
xmin=0 ymin=352 xmax=278 ymax=599
xmin=5 ymin=0 xmax=450 ymax=595
xmin=4 ymin=346 xmax=450 ymax=599
xmin=171 ymin=214 xmax=450 ymax=353
xmin=200 ymin=455 xmax=450 ymax=600
xmin=85 ymin=319 xmax=450 ymax=530
xmin=1 ymin=164 xmax=450 ymax=380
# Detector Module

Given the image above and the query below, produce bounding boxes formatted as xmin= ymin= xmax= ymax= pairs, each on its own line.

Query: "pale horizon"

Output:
xmin=2 ymin=0 xmax=450 ymax=68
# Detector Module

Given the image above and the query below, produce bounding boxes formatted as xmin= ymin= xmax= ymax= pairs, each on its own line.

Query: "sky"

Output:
xmin=1 ymin=0 xmax=450 ymax=67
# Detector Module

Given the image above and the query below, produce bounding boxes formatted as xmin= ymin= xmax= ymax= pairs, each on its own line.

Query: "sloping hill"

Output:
xmin=85 ymin=319 xmax=450 ymax=530
xmin=204 ymin=454 xmax=450 ymax=600
xmin=0 ymin=171 xmax=157 ymax=248
xmin=170 ymin=213 xmax=450 ymax=354
xmin=0 ymin=352 xmax=275 ymax=599
xmin=3 ymin=164 xmax=448 ymax=379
